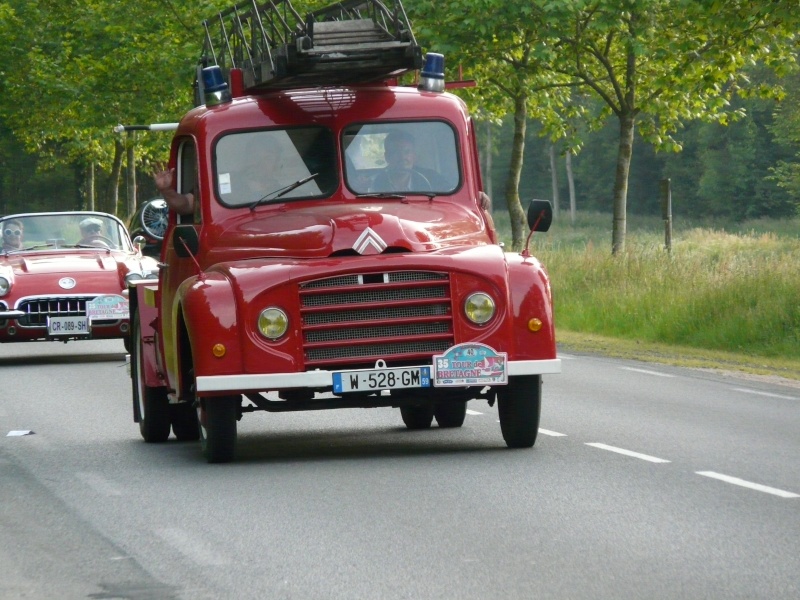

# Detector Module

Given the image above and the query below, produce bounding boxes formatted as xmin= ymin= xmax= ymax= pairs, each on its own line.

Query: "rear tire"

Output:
xmin=198 ymin=396 xmax=238 ymax=463
xmin=400 ymin=404 xmax=434 ymax=429
xmin=171 ymin=402 xmax=200 ymax=441
xmin=131 ymin=310 xmax=170 ymax=443
xmin=497 ymin=375 xmax=542 ymax=448
xmin=434 ymin=401 xmax=467 ymax=428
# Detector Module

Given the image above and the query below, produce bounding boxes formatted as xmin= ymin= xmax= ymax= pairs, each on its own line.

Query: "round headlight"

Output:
xmin=0 ymin=276 xmax=10 ymax=297
xmin=125 ymin=272 xmax=144 ymax=286
xmin=464 ymin=292 xmax=495 ymax=325
xmin=258 ymin=308 xmax=288 ymax=340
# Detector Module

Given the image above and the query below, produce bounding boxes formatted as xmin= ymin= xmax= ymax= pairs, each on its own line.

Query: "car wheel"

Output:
xmin=131 ymin=310 xmax=170 ymax=443
xmin=497 ymin=375 xmax=542 ymax=448
xmin=198 ymin=396 xmax=238 ymax=463
xmin=434 ymin=401 xmax=467 ymax=428
xmin=400 ymin=404 xmax=434 ymax=429
xmin=171 ymin=402 xmax=200 ymax=441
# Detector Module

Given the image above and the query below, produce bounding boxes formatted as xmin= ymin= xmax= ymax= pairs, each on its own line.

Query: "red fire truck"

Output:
xmin=129 ymin=0 xmax=560 ymax=462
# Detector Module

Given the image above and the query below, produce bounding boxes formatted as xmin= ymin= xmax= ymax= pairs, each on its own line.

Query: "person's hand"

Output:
xmin=153 ymin=167 xmax=175 ymax=193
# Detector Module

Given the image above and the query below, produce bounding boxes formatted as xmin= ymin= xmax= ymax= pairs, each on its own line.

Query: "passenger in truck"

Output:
xmin=2 ymin=219 xmax=24 ymax=251
xmin=370 ymin=131 xmax=432 ymax=193
xmin=154 ymin=168 xmax=194 ymax=215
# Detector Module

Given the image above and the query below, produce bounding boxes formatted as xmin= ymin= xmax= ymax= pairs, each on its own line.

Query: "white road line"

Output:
xmin=696 ymin=471 xmax=799 ymax=498
xmin=586 ymin=443 xmax=671 ymax=463
xmin=730 ymin=387 xmax=797 ymax=401
xmin=466 ymin=409 xmax=483 ymax=416
xmin=620 ymin=367 xmax=675 ymax=377
xmin=538 ymin=429 xmax=567 ymax=437
xmin=558 ymin=353 xmax=576 ymax=359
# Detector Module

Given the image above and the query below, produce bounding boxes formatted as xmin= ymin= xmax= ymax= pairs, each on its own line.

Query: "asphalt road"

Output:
xmin=1 ymin=340 xmax=798 ymax=600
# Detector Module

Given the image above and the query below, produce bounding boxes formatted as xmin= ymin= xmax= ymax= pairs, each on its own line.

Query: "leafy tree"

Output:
xmin=0 ymin=0 xmax=221 ymax=215
xmin=411 ymin=0 xmax=798 ymax=253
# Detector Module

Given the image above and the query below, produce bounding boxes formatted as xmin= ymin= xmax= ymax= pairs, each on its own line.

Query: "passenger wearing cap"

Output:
xmin=2 ymin=218 xmax=24 ymax=251
xmin=78 ymin=217 xmax=110 ymax=247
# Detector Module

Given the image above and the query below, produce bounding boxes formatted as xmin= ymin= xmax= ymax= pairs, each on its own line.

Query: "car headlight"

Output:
xmin=464 ymin=292 xmax=495 ymax=325
xmin=258 ymin=308 xmax=288 ymax=340
xmin=125 ymin=272 xmax=144 ymax=286
xmin=0 ymin=276 xmax=10 ymax=297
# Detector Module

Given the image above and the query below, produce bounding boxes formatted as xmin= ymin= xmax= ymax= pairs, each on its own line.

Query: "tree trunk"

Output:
xmin=87 ymin=162 xmax=95 ymax=211
xmin=566 ymin=150 xmax=576 ymax=226
xmin=549 ymin=143 xmax=559 ymax=219
xmin=505 ymin=93 xmax=527 ymax=251
xmin=126 ymin=132 xmax=136 ymax=218
xmin=611 ymin=111 xmax=635 ymax=254
xmin=106 ymin=138 xmax=124 ymax=214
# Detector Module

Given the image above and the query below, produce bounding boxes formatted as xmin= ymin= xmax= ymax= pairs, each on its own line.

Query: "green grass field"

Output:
xmin=493 ymin=210 xmax=800 ymax=380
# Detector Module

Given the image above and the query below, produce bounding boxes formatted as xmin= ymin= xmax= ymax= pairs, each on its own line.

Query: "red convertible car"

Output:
xmin=0 ymin=211 xmax=159 ymax=345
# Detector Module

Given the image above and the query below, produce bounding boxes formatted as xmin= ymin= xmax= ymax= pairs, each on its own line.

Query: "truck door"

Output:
xmin=160 ymin=139 xmax=200 ymax=393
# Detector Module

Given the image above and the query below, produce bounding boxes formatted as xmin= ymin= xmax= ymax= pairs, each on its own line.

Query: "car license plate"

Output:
xmin=47 ymin=316 xmax=90 ymax=336
xmin=333 ymin=366 xmax=431 ymax=393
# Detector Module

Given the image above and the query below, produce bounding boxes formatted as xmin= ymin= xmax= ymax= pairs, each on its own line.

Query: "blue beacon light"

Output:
xmin=419 ymin=53 xmax=445 ymax=93
xmin=202 ymin=65 xmax=232 ymax=106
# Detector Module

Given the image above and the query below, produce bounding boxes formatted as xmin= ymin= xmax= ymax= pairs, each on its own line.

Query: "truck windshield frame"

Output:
xmin=214 ymin=126 xmax=338 ymax=207
xmin=343 ymin=121 xmax=461 ymax=196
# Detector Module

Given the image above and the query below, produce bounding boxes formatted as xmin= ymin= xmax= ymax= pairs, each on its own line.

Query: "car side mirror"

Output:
xmin=173 ymin=225 xmax=199 ymax=257
xmin=527 ymin=200 xmax=553 ymax=232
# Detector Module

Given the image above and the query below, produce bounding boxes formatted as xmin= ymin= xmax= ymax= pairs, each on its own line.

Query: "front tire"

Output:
xmin=198 ymin=396 xmax=239 ymax=463
xmin=497 ymin=375 xmax=542 ymax=448
xmin=131 ymin=310 xmax=170 ymax=443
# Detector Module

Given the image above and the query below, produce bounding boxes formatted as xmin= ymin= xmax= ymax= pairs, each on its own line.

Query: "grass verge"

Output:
xmin=557 ymin=329 xmax=800 ymax=385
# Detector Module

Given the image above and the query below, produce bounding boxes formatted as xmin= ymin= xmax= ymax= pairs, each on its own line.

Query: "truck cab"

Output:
xmin=129 ymin=0 xmax=560 ymax=462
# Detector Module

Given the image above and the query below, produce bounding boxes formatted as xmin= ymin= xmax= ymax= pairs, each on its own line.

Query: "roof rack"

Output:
xmin=199 ymin=0 xmax=422 ymax=92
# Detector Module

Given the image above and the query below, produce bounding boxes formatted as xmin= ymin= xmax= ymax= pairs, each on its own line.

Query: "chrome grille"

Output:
xmin=300 ymin=271 xmax=453 ymax=368
xmin=16 ymin=296 xmax=117 ymax=327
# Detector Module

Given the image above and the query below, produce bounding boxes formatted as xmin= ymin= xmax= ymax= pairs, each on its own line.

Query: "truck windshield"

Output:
xmin=343 ymin=121 xmax=460 ymax=195
xmin=215 ymin=127 xmax=337 ymax=207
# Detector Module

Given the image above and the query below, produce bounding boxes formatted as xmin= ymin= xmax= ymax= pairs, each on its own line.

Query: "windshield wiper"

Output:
xmin=355 ymin=192 xmax=406 ymax=199
xmin=249 ymin=173 xmax=320 ymax=211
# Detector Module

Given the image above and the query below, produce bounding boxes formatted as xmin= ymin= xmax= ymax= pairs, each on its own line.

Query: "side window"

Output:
xmin=177 ymin=142 xmax=199 ymax=223
xmin=343 ymin=122 xmax=460 ymax=195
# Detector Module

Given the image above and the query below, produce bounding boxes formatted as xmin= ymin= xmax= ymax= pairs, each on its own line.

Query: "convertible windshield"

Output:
xmin=343 ymin=121 xmax=460 ymax=195
xmin=1 ymin=213 xmax=129 ymax=252
xmin=215 ymin=127 xmax=337 ymax=207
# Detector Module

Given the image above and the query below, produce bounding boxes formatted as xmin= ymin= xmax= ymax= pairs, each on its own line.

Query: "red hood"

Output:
xmin=211 ymin=200 xmax=490 ymax=257
xmin=7 ymin=252 xmax=121 ymax=275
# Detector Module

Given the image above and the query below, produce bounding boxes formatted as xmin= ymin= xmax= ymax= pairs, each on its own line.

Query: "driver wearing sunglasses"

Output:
xmin=2 ymin=219 xmax=23 ymax=251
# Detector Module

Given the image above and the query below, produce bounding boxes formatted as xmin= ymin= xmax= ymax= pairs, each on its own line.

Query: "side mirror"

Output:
xmin=527 ymin=200 xmax=553 ymax=232
xmin=173 ymin=225 xmax=199 ymax=257
xmin=133 ymin=235 xmax=147 ymax=250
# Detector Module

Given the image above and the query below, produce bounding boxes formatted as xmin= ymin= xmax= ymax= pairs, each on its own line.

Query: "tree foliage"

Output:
xmin=410 ymin=0 xmax=798 ymax=253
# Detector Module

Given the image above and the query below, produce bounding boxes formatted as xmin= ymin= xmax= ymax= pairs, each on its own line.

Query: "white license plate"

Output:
xmin=333 ymin=366 xmax=431 ymax=393
xmin=47 ymin=316 xmax=90 ymax=336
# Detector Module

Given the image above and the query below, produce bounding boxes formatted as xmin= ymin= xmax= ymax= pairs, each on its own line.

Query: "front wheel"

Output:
xmin=131 ymin=310 xmax=170 ymax=443
xmin=497 ymin=375 xmax=542 ymax=448
xmin=198 ymin=396 xmax=239 ymax=463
